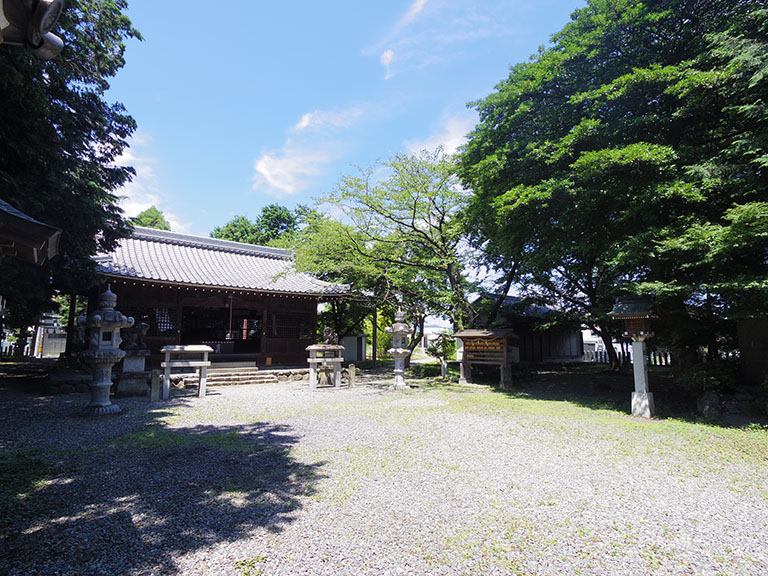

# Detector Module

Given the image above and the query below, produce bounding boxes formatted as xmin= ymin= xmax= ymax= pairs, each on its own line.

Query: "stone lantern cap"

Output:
xmin=608 ymin=295 xmax=656 ymax=320
xmin=386 ymin=309 xmax=411 ymax=334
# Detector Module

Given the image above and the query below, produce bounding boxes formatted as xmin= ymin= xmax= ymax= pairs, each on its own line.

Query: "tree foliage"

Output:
xmin=211 ymin=204 xmax=299 ymax=246
xmin=132 ymin=206 xmax=171 ymax=230
xmin=291 ymin=149 xmax=477 ymax=337
xmin=0 ymin=0 xmax=141 ymax=330
xmin=459 ymin=0 xmax=768 ymax=367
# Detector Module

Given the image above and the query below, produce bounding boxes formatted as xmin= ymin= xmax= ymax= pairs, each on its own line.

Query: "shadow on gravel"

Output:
xmin=0 ymin=421 xmax=324 ymax=576
xmin=0 ymin=363 xmax=326 ymax=576
xmin=470 ymin=364 xmax=767 ymax=427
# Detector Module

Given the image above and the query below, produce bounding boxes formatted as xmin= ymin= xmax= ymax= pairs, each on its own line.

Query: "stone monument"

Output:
xmin=117 ymin=321 xmax=150 ymax=396
xmin=386 ymin=309 xmax=411 ymax=390
xmin=306 ymin=328 xmax=345 ymax=388
xmin=78 ymin=285 xmax=134 ymax=415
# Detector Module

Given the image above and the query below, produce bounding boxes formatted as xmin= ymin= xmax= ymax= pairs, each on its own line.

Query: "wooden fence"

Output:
xmin=584 ymin=349 xmax=672 ymax=366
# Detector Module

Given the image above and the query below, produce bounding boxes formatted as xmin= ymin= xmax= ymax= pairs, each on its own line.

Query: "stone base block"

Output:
xmin=116 ymin=374 xmax=149 ymax=397
xmin=632 ymin=392 xmax=655 ymax=418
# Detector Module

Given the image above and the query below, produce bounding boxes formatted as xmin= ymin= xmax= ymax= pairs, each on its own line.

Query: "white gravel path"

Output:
xmin=1 ymin=371 xmax=766 ymax=576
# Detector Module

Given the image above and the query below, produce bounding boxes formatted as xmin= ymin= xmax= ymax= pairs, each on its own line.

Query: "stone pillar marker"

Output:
xmin=78 ymin=285 xmax=134 ymax=415
xmin=609 ymin=296 xmax=656 ymax=418
xmin=386 ymin=309 xmax=411 ymax=390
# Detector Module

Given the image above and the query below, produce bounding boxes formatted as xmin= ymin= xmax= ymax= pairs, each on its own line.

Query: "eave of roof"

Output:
xmin=0 ymin=198 xmax=62 ymax=264
xmin=97 ymin=226 xmax=349 ymax=297
xmin=453 ymin=328 xmax=519 ymax=339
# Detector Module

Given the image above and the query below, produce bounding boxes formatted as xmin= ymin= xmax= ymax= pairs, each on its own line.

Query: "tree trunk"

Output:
xmin=14 ymin=328 xmax=26 ymax=357
xmin=65 ymin=293 xmax=77 ymax=357
xmin=372 ymin=307 xmax=377 ymax=367
xmin=485 ymin=265 xmax=518 ymax=327
xmin=446 ymin=261 xmax=469 ymax=331
xmin=404 ymin=314 xmax=425 ymax=369
xmin=597 ymin=327 xmax=619 ymax=370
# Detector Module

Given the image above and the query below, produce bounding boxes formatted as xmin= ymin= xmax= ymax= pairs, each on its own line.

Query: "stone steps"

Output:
xmin=181 ymin=368 xmax=309 ymax=387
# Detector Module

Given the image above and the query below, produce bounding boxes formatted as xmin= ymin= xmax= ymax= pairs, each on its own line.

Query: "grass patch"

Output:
xmin=234 ymin=555 xmax=267 ymax=576
xmin=113 ymin=428 xmax=248 ymax=452
xmin=0 ymin=450 xmax=54 ymax=528
xmin=407 ymin=363 xmax=459 ymax=380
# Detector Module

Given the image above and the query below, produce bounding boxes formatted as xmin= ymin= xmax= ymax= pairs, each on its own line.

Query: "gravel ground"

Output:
xmin=1 ymin=368 xmax=767 ymax=576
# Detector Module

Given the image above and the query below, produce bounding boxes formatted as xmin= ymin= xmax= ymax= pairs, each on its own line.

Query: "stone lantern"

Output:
xmin=78 ymin=285 xmax=134 ymax=415
xmin=386 ymin=309 xmax=411 ymax=390
xmin=609 ymin=295 xmax=656 ymax=418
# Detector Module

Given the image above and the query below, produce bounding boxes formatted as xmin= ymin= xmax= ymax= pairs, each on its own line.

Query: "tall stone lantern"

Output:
xmin=386 ymin=309 xmax=411 ymax=390
xmin=78 ymin=285 xmax=134 ymax=415
xmin=609 ymin=295 xmax=656 ymax=418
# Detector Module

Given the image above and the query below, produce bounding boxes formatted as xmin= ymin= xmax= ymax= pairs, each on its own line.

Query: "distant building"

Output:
xmin=474 ymin=295 xmax=583 ymax=364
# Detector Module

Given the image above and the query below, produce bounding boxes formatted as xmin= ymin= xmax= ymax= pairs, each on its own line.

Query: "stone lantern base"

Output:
xmin=81 ymin=352 xmax=123 ymax=416
xmin=83 ymin=403 xmax=123 ymax=416
xmin=632 ymin=392 xmax=655 ymax=419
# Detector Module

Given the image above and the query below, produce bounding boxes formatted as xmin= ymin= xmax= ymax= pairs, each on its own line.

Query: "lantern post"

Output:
xmin=609 ymin=296 xmax=656 ymax=418
xmin=386 ymin=309 xmax=411 ymax=390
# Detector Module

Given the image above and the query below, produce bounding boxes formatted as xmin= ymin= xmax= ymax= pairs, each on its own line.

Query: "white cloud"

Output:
xmin=367 ymin=0 xmax=525 ymax=77
xmin=115 ymin=132 xmax=191 ymax=233
xmin=404 ymin=111 xmax=476 ymax=155
xmin=253 ymin=141 xmax=335 ymax=197
xmin=253 ymin=105 xmax=367 ymax=196
xmin=380 ymin=49 xmax=395 ymax=79
xmin=406 ymin=0 xmax=429 ymax=21
xmin=293 ymin=107 xmax=363 ymax=132
xmin=392 ymin=0 xmax=430 ymax=36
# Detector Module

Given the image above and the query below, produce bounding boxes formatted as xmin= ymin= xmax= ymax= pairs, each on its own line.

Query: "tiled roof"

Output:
xmin=0 ymin=198 xmax=62 ymax=264
xmin=97 ymin=227 xmax=348 ymax=296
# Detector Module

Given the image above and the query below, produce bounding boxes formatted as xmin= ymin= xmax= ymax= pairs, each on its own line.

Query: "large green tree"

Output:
xmin=211 ymin=204 xmax=299 ymax=246
xmin=292 ymin=149 xmax=477 ymax=340
xmin=0 ymin=0 xmax=140 ymax=332
xmin=132 ymin=206 xmax=171 ymax=230
xmin=459 ymin=0 xmax=768 ymax=369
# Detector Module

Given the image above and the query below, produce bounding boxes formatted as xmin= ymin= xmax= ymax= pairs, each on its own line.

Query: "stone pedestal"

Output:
xmin=631 ymin=338 xmax=654 ymax=418
xmin=306 ymin=344 xmax=345 ymax=389
xmin=117 ymin=349 xmax=150 ymax=396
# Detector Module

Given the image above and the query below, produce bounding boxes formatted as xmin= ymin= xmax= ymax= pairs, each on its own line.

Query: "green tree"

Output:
xmin=292 ymin=149 xmax=477 ymax=341
xmin=211 ymin=215 xmax=258 ymax=244
xmin=0 ymin=0 xmax=141 ymax=335
xmin=253 ymin=204 xmax=298 ymax=244
xmin=132 ymin=206 xmax=171 ymax=230
xmin=211 ymin=204 xmax=300 ymax=246
xmin=459 ymin=0 xmax=767 ymax=369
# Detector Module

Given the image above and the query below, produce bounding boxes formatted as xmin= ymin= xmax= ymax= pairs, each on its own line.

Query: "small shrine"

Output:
xmin=609 ymin=295 xmax=656 ymax=418
xmin=452 ymin=328 xmax=518 ymax=388
xmin=78 ymin=285 xmax=134 ymax=415
xmin=386 ymin=310 xmax=411 ymax=390
xmin=306 ymin=328 xmax=345 ymax=388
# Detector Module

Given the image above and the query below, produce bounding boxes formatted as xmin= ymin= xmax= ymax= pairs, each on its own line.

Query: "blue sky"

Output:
xmin=110 ymin=0 xmax=586 ymax=235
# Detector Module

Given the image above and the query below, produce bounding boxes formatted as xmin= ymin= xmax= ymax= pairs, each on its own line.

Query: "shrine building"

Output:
xmin=95 ymin=226 xmax=348 ymax=366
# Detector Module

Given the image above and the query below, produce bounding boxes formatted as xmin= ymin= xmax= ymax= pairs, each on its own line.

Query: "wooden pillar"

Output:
xmin=261 ymin=308 xmax=269 ymax=361
xmin=175 ymin=289 xmax=183 ymax=345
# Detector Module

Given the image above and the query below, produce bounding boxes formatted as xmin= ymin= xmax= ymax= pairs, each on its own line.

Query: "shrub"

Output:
xmin=677 ymin=359 xmax=740 ymax=395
